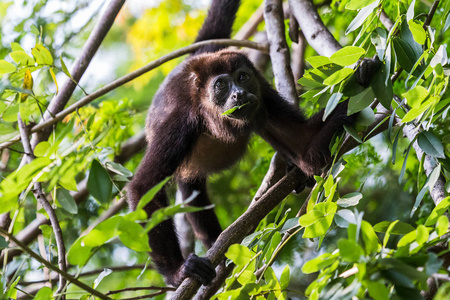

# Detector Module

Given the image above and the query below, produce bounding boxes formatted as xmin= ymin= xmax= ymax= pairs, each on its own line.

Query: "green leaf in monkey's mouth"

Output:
xmin=221 ymin=102 xmax=250 ymax=116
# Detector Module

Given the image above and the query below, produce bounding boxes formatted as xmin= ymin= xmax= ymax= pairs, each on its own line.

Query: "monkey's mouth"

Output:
xmin=222 ymin=100 xmax=257 ymax=120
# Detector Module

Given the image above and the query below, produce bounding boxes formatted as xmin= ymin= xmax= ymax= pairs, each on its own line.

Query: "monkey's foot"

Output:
xmin=173 ymin=253 xmax=216 ymax=286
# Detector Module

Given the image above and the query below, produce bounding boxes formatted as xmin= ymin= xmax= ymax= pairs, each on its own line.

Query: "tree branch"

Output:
xmin=264 ymin=0 xmax=298 ymax=104
xmin=17 ymin=114 xmax=67 ymax=297
xmin=0 ymin=228 xmax=111 ymax=300
xmin=288 ymin=0 xmax=341 ymax=56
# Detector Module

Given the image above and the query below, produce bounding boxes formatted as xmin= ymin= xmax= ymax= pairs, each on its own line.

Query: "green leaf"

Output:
xmin=83 ymin=216 xmax=121 ymax=247
xmin=401 ymin=98 xmax=434 ymax=123
xmin=417 ymin=131 xmax=445 ymax=158
xmin=371 ymin=67 xmax=393 ymax=109
xmin=106 ymin=161 xmax=133 ymax=177
xmin=300 ymin=202 xmax=337 ymax=238
xmin=337 ymin=193 xmax=363 ymax=208
xmin=280 ymin=265 xmax=290 ymax=290
xmin=237 ymin=270 xmax=257 ymax=286
xmin=425 ymin=197 xmax=450 ymax=226
xmin=393 ymin=35 xmax=424 ymax=76
xmin=34 ymin=286 xmax=53 ymax=300
xmin=93 ymin=268 xmax=112 ymax=289
xmin=60 ymin=56 xmax=72 ymax=78
xmin=56 ymin=188 xmax=78 ymax=214
xmin=436 ymin=215 xmax=449 ymax=237
xmin=408 ymin=20 xmax=426 ymax=45
xmin=345 ymin=0 xmax=377 ymax=10
xmin=67 ymin=237 xmax=94 ymax=266
xmin=0 ymin=123 xmax=16 ymax=135
xmin=302 ymin=253 xmax=337 ymax=274
xmin=225 ymin=244 xmax=252 ymax=267
xmin=344 ymin=124 xmax=363 ymax=143
xmin=335 ymin=209 xmax=357 ymax=228
xmin=323 ymin=68 xmax=353 ymax=85
xmin=222 ymin=102 xmax=250 ymax=115
xmin=367 ymin=280 xmax=390 ymax=300
xmin=397 ymin=230 xmax=416 ymax=248
xmin=346 ymin=0 xmax=380 ymax=33
xmin=415 ymin=225 xmax=429 ymax=245
xmin=356 ymin=107 xmax=375 ymax=126
xmin=0 ymin=60 xmax=16 ymax=75
xmin=34 ymin=141 xmax=50 ymax=157
xmin=374 ymin=221 xmax=415 ymax=235
xmin=361 ymin=220 xmax=379 ymax=255
xmin=338 ymin=239 xmax=364 ymax=262
xmin=402 ymin=86 xmax=428 ymax=108
xmin=87 ymin=159 xmax=112 ymax=203
xmin=137 ymin=177 xmax=171 ymax=210
xmin=11 ymin=42 xmax=24 ymax=52
xmin=30 ymin=24 xmax=40 ymax=35
xmin=118 ymin=219 xmax=151 ymax=252
xmin=330 ymin=46 xmax=365 ymax=66
xmin=9 ymin=51 xmax=35 ymax=66
xmin=33 ymin=44 xmax=53 ymax=65
xmin=306 ymin=56 xmax=332 ymax=68
xmin=323 ymin=92 xmax=342 ymax=121
xmin=348 ymin=86 xmax=375 ymax=115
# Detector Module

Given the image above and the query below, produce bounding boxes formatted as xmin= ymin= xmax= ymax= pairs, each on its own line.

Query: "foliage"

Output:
xmin=0 ymin=0 xmax=449 ymax=299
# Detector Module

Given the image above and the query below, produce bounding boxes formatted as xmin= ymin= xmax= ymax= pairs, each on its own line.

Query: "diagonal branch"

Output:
xmin=0 ymin=228 xmax=111 ymax=300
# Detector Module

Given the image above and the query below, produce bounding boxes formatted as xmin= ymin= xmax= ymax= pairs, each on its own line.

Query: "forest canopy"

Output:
xmin=0 ymin=0 xmax=449 ymax=299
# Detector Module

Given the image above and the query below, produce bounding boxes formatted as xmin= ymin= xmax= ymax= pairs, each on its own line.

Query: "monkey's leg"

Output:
xmin=128 ymin=151 xmax=215 ymax=286
xmin=177 ymin=178 xmax=222 ymax=249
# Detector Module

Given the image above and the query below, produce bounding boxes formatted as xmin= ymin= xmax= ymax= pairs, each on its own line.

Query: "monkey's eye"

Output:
xmin=214 ymin=79 xmax=226 ymax=90
xmin=238 ymin=73 xmax=249 ymax=82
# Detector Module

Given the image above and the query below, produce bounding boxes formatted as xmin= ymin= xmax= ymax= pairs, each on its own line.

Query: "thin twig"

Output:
xmin=0 ymin=228 xmax=111 ymax=300
xmin=17 ymin=114 xmax=67 ymax=297
xmin=106 ymin=286 xmax=175 ymax=296
xmin=19 ymin=264 xmax=148 ymax=286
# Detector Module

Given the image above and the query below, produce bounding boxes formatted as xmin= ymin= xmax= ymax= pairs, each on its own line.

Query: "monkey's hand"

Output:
xmin=171 ymin=253 xmax=216 ymax=286
xmin=355 ymin=57 xmax=382 ymax=87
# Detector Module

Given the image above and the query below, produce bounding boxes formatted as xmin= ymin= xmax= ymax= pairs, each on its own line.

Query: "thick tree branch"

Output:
xmin=288 ymin=0 xmax=341 ymax=56
xmin=171 ymin=168 xmax=307 ymax=300
xmin=264 ymin=0 xmax=298 ymax=104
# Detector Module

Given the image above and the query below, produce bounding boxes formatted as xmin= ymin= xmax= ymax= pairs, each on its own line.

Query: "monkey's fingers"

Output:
xmin=182 ymin=253 xmax=216 ymax=286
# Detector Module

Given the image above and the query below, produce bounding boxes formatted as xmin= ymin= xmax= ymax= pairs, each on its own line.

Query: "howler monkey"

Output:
xmin=127 ymin=0 xmax=375 ymax=287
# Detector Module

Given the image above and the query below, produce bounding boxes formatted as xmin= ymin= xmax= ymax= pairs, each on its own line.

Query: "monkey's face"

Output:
xmin=209 ymin=68 xmax=260 ymax=120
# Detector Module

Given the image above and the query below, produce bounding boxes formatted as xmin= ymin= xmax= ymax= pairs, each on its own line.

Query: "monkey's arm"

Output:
xmin=257 ymin=58 xmax=380 ymax=176
xmin=127 ymin=112 xmax=215 ymax=287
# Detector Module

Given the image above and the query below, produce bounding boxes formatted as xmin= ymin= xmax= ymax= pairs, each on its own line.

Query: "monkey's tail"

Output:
xmin=192 ymin=0 xmax=241 ymax=56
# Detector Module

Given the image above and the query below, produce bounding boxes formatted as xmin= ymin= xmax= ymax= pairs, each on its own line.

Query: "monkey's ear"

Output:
xmin=191 ymin=73 xmax=201 ymax=90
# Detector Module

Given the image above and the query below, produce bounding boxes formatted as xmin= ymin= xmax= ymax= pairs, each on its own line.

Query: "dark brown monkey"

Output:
xmin=127 ymin=0 xmax=374 ymax=287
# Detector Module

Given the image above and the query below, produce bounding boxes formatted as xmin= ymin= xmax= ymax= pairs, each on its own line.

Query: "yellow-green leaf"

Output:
xmin=330 ymin=46 xmax=365 ymax=66
xmin=323 ymin=68 xmax=353 ymax=85
xmin=408 ymin=20 xmax=426 ymax=45
xmin=0 ymin=60 xmax=16 ymax=75
xmin=49 ymin=67 xmax=58 ymax=94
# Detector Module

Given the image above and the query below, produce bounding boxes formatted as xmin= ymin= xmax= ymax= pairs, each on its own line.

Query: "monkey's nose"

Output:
xmin=232 ymin=91 xmax=246 ymax=105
